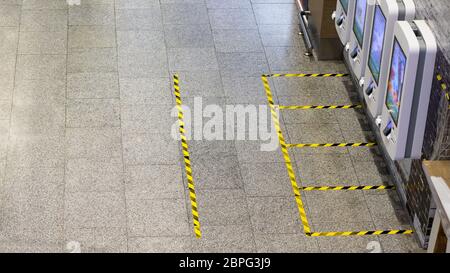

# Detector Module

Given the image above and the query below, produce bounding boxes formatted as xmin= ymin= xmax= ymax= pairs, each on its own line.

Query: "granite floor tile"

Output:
xmin=20 ymin=9 xmax=68 ymax=32
xmin=64 ymin=191 xmax=126 ymax=229
xmin=7 ymin=135 xmax=65 ymax=168
xmin=254 ymin=233 xmax=319 ymax=253
xmin=22 ymin=0 xmax=68 ymax=10
xmin=222 ymin=76 xmax=269 ymax=104
xmin=127 ymin=198 xmax=190 ymax=237
xmin=190 ymin=225 xmax=256 ymax=253
xmin=68 ymin=26 xmax=116 ymax=50
xmin=10 ymin=104 xmax=65 ymax=136
xmin=194 ymin=189 xmax=250 ymax=226
xmin=18 ymin=31 xmax=67 ymax=54
xmin=0 ymin=4 xmax=20 ymax=26
xmin=64 ymin=227 xmax=127 ymax=253
xmin=68 ymin=48 xmax=117 ymax=73
xmin=0 ymin=167 xmax=64 ymax=245
xmin=164 ymin=24 xmax=214 ymax=49
xmin=314 ymin=221 xmax=380 ymax=253
xmin=259 ymin=24 xmax=303 ymax=47
xmin=128 ymin=236 xmax=192 ymax=253
xmin=66 ymin=98 xmax=121 ymax=128
xmin=69 ymin=5 xmax=115 ymax=26
xmin=208 ymin=8 xmax=257 ymax=30
xmin=265 ymin=46 xmax=312 ymax=71
xmin=247 ymin=196 xmax=304 ymax=234
xmin=119 ymin=77 xmax=173 ymax=105
xmin=174 ymin=71 xmax=224 ymax=97
xmin=65 ymin=127 xmax=122 ymax=159
xmin=304 ymin=191 xmax=372 ymax=223
xmin=168 ymin=48 xmax=219 ymax=71
xmin=65 ymin=157 xmax=124 ymax=193
xmin=240 ymin=162 xmax=293 ymax=197
xmin=0 ymin=100 xmax=12 ymax=120
xmin=235 ymin=141 xmax=284 ymax=163
xmin=117 ymin=30 xmax=165 ymax=53
xmin=253 ymin=4 xmax=299 ymax=25
xmin=67 ymin=72 xmax=119 ymax=99
xmin=162 ymin=3 xmax=209 ymax=25
xmin=213 ymin=29 xmax=264 ymax=53
xmin=190 ymin=153 xmax=244 ymax=190
xmin=121 ymin=104 xmax=175 ymax=135
xmin=122 ymin=133 xmax=180 ymax=165
xmin=206 ymin=0 xmax=252 ymax=9
xmin=0 ymin=76 xmax=14 ymax=102
xmin=0 ymin=27 xmax=19 ymax=54
xmin=15 ymin=54 xmax=66 ymax=81
xmin=118 ymin=51 xmax=168 ymax=78
xmin=217 ymin=52 xmax=269 ymax=77
xmin=116 ymin=8 xmax=163 ymax=30
xmin=13 ymin=78 xmax=66 ymax=106
xmin=125 ymin=164 xmax=184 ymax=200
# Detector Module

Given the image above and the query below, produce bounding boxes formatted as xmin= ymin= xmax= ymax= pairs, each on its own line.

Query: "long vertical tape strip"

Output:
xmin=264 ymin=73 xmax=349 ymax=78
xmin=173 ymin=74 xmax=202 ymax=239
xmin=261 ymin=76 xmax=311 ymax=234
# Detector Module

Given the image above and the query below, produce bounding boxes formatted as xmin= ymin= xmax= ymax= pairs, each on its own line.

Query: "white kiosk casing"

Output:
xmin=334 ymin=0 xmax=357 ymax=46
xmin=346 ymin=0 xmax=375 ymax=85
xmin=380 ymin=21 xmax=437 ymax=160
xmin=364 ymin=0 xmax=415 ymax=121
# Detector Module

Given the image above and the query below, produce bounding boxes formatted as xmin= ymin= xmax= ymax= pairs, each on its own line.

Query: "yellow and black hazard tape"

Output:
xmin=173 ymin=74 xmax=202 ymax=239
xmin=262 ymin=75 xmax=312 ymax=234
xmin=301 ymin=185 xmax=395 ymax=191
xmin=286 ymin=142 xmax=377 ymax=148
xmin=436 ymin=74 xmax=449 ymax=101
xmin=278 ymin=104 xmax=362 ymax=110
xmin=306 ymin=230 xmax=413 ymax=237
xmin=263 ymin=73 xmax=349 ymax=78
xmin=261 ymin=74 xmax=414 ymax=238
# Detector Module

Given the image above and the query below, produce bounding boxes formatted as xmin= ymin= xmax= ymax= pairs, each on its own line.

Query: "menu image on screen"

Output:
xmin=340 ymin=0 xmax=349 ymax=14
xmin=368 ymin=6 xmax=386 ymax=84
xmin=386 ymin=39 xmax=406 ymax=125
xmin=353 ymin=0 xmax=367 ymax=46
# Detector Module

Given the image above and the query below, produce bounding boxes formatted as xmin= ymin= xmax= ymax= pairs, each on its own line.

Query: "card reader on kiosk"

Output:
xmin=345 ymin=0 xmax=375 ymax=88
xmin=363 ymin=0 xmax=415 ymax=123
xmin=379 ymin=20 xmax=437 ymax=160
xmin=333 ymin=0 xmax=356 ymax=46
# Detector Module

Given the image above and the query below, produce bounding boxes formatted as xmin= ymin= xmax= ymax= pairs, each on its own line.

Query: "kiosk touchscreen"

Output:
xmin=363 ymin=0 xmax=415 ymax=121
xmin=380 ymin=21 xmax=437 ymax=160
xmin=346 ymin=0 xmax=375 ymax=86
xmin=333 ymin=0 xmax=356 ymax=46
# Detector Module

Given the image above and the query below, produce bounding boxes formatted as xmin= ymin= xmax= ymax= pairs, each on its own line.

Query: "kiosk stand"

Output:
xmin=363 ymin=0 xmax=415 ymax=123
xmin=380 ymin=21 xmax=437 ymax=160
xmin=333 ymin=0 xmax=356 ymax=46
xmin=345 ymin=0 xmax=375 ymax=88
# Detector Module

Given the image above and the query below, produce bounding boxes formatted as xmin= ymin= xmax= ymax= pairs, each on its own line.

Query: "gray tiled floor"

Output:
xmin=0 ymin=0 xmax=422 ymax=253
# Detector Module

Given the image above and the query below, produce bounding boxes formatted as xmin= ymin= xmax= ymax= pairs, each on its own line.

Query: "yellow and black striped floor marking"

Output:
xmin=261 ymin=73 xmax=414 ymax=237
xmin=301 ymin=185 xmax=395 ymax=191
xmin=436 ymin=74 xmax=449 ymax=102
xmin=173 ymin=74 xmax=202 ymax=239
xmin=278 ymin=104 xmax=362 ymax=110
xmin=262 ymin=75 xmax=312 ymax=234
xmin=263 ymin=73 xmax=349 ymax=78
xmin=306 ymin=230 xmax=413 ymax=237
xmin=286 ymin=142 xmax=377 ymax=148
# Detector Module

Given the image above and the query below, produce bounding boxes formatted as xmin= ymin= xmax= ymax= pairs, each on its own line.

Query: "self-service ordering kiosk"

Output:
xmin=363 ymin=0 xmax=415 ymax=121
xmin=345 ymin=0 xmax=375 ymax=87
xmin=380 ymin=21 xmax=437 ymax=160
xmin=333 ymin=0 xmax=356 ymax=46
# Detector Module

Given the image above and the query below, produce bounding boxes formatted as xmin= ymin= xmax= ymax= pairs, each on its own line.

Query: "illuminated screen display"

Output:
xmin=368 ymin=6 xmax=387 ymax=84
xmin=386 ymin=39 xmax=407 ymax=126
xmin=353 ymin=0 xmax=367 ymax=46
xmin=340 ymin=0 xmax=349 ymax=14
